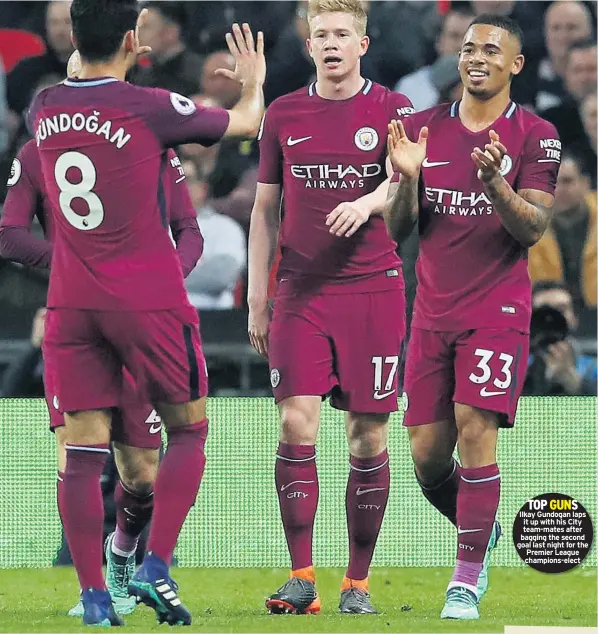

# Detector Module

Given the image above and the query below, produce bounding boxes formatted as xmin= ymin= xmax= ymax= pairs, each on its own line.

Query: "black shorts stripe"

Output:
xmin=183 ymin=325 xmax=200 ymax=400
xmin=509 ymin=342 xmax=523 ymax=409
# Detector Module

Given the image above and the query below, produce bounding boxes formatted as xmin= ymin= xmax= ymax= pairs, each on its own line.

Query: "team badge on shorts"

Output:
xmin=354 ymin=126 xmax=379 ymax=151
xmin=401 ymin=391 xmax=409 ymax=412
xmin=500 ymin=154 xmax=513 ymax=176
xmin=270 ymin=368 xmax=281 ymax=388
xmin=52 ymin=395 xmax=60 ymax=410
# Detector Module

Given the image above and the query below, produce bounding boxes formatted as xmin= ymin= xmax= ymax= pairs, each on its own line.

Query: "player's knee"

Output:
xmin=409 ymin=428 xmax=453 ymax=484
xmin=120 ymin=466 xmax=155 ymax=497
xmin=346 ymin=414 xmax=388 ymax=458
xmin=279 ymin=406 xmax=318 ymax=445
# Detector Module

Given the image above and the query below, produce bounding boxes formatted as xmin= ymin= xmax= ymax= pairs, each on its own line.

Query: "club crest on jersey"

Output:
xmin=500 ymin=154 xmax=513 ymax=176
xmin=354 ymin=126 xmax=379 ymax=152
xmin=170 ymin=92 xmax=196 ymax=116
xmin=270 ymin=368 xmax=281 ymax=388
xmin=7 ymin=158 xmax=21 ymax=187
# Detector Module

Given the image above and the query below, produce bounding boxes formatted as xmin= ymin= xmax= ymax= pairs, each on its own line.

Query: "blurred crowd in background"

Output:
xmin=0 ymin=0 xmax=596 ymax=398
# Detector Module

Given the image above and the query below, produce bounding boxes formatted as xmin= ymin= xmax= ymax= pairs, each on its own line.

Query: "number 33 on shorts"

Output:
xmin=457 ymin=332 xmax=528 ymax=425
xmin=469 ymin=348 xmax=514 ymax=396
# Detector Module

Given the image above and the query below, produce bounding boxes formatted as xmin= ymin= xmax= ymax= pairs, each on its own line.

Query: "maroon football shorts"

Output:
xmin=268 ymin=286 xmax=406 ymax=414
xmin=43 ymin=306 xmax=207 ymax=415
xmin=403 ymin=327 xmax=529 ymax=427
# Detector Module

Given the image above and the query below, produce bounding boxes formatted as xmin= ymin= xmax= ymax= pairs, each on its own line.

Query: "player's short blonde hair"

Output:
xmin=307 ymin=0 xmax=368 ymax=37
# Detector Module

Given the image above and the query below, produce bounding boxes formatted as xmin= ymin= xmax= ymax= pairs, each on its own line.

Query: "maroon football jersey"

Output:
xmin=1 ymin=140 xmax=201 ymax=279
xmin=27 ymin=77 xmax=228 ymax=310
xmin=397 ymin=100 xmax=560 ymax=333
xmin=258 ymin=79 xmax=414 ymax=293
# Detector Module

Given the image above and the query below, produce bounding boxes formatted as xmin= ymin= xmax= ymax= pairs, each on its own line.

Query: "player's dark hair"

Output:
xmin=469 ymin=13 xmax=524 ymax=50
xmin=71 ymin=0 xmax=139 ymax=63
xmin=532 ymin=280 xmax=570 ymax=297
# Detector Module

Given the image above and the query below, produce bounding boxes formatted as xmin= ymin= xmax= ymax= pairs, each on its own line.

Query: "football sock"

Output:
xmin=63 ymin=444 xmax=110 ymax=590
xmin=113 ymin=481 xmax=154 ymax=557
xmin=345 ymin=450 xmax=390 ymax=581
xmin=275 ymin=443 xmax=319 ymax=572
xmin=417 ymin=458 xmax=460 ymax=526
xmin=451 ymin=464 xmax=500 ymax=592
xmin=146 ymin=419 xmax=208 ymax=566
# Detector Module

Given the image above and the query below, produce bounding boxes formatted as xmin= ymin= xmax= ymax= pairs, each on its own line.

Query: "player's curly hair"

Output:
xmin=307 ymin=0 xmax=368 ymax=37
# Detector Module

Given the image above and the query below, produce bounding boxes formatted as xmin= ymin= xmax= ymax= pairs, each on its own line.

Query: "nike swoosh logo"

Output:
xmin=280 ymin=480 xmax=315 ymax=492
xmin=148 ymin=424 xmax=162 ymax=434
xmin=457 ymin=527 xmax=483 ymax=534
xmin=356 ymin=487 xmax=386 ymax=496
xmin=480 ymin=387 xmax=506 ymax=397
xmin=287 ymin=136 xmax=312 ymax=146
xmin=422 ymin=158 xmax=450 ymax=168
xmin=373 ymin=390 xmax=395 ymax=400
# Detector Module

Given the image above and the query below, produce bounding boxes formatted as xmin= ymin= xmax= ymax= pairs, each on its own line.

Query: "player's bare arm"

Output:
xmin=217 ymin=23 xmax=266 ymax=139
xmin=326 ymin=156 xmax=394 ymax=238
xmin=384 ymin=119 xmax=427 ymax=242
xmin=247 ymin=183 xmax=281 ymax=357
xmin=473 ymin=130 xmax=554 ymax=247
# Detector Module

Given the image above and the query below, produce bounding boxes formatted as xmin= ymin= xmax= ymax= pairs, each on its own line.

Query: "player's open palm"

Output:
xmin=216 ymin=23 xmax=266 ymax=87
xmin=387 ymin=119 xmax=428 ymax=179
xmin=248 ymin=304 xmax=271 ymax=358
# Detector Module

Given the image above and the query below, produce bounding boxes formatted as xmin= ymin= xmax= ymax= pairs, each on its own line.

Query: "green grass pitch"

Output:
xmin=0 ymin=566 xmax=595 ymax=632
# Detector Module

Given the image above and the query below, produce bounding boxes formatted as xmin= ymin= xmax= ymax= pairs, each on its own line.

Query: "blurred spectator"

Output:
xmin=365 ymin=0 xmax=433 ymax=88
xmin=200 ymin=51 xmax=241 ymax=109
xmin=540 ymin=39 xmax=597 ymax=148
xmin=529 ymin=151 xmax=596 ymax=312
xmin=6 ymin=1 xmax=73 ymax=129
xmin=570 ymin=93 xmax=597 ymax=188
xmin=184 ymin=1 xmax=293 ymax=57
xmin=0 ymin=307 xmax=45 ymax=397
xmin=132 ymin=1 xmax=203 ymax=96
xmin=536 ymin=1 xmax=593 ymax=111
xmin=394 ymin=6 xmax=473 ymax=110
xmin=182 ymin=161 xmax=246 ymax=310
xmin=524 ymin=281 xmax=597 ymax=396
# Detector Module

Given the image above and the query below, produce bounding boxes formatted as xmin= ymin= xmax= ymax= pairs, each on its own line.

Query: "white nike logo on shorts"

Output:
xmin=480 ymin=387 xmax=506 ymax=397
xmin=280 ymin=480 xmax=315 ymax=492
xmin=373 ymin=390 xmax=395 ymax=400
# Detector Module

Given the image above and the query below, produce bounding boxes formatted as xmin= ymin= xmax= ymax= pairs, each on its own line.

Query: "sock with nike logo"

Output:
xmin=113 ymin=481 xmax=154 ymax=556
xmin=346 ymin=449 xmax=390 ymax=581
xmin=275 ymin=443 xmax=319 ymax=572
xmin=451 ymin=463 xmax=500 ymax=592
